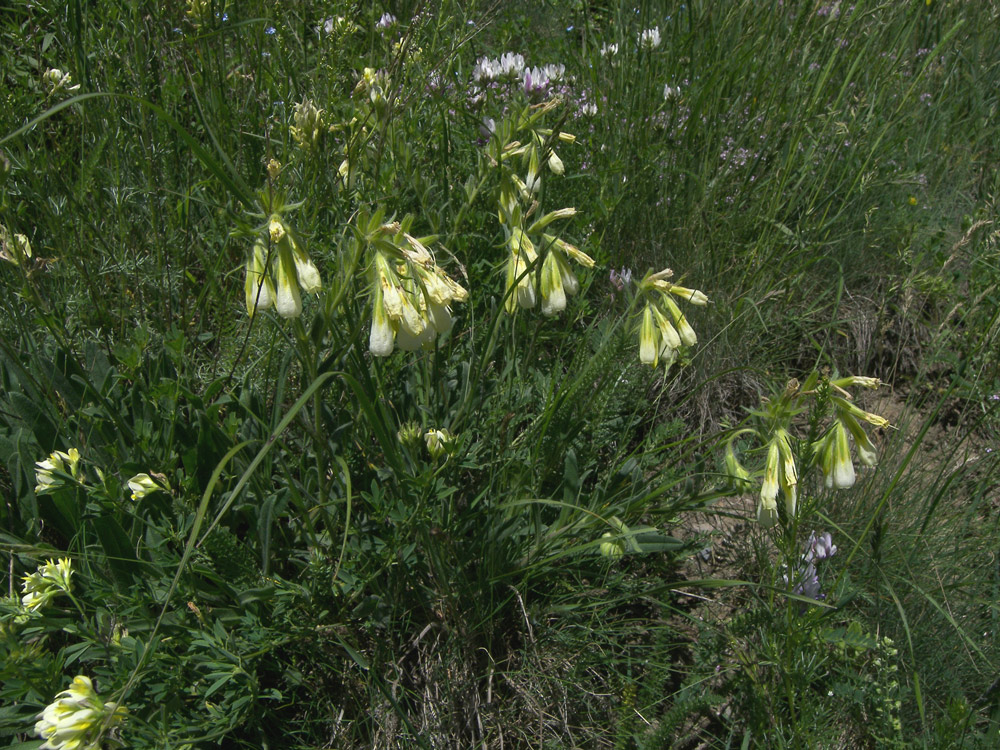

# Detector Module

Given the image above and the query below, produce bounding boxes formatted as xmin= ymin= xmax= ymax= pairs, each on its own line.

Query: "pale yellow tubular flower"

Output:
xmin=526 ymin=207 xmax=577 ymax=235
xmin=666 ymin=284 xmax=709 ymax=305
xmin=830 ymin=420 xmax=856 ymax=489
xmin=639 ymin=305 xmax=658 ymax=366
xmin=401 ymin=232 xmax=434 ymax=266
xmin=244 ymin=239 xmax=275 ymax=316
xmin=273 ymin=244 xmax=303 ymax=318
xmin=540 ymin=252 xmax=566 ymax=316
xmin=660 ymin=294 xmax=697 ymax=347
xmin=547 ymin=150 xmax=564 ymax=175
xmin=376 ymin=253 xmax=404 ymax=320
xmin=831 ymin=396 xmax=890 ymax=428
xmin=640 ymin=268 xmax=674 ymax=293
xmin=545 ymin=236 xmax=595 ymax=268
xmin=551 ymin=248 xmax=580 ymax=296
xmin=724 ymin=441 xmax=752 ymax=490
xmin=292 ymin=243 xmax=323 ymax=294
xmin=507 ymin=232 xmax=538 ymax=310
xmin=758 ymin=441 xmax=780 ymax=527
xmin=840 ymin=413 xmax=879 ymax=467
xmin=775 ymin=429 xmax=798 ymax=516
xmin=395 ymin=293 xmax=430 ymax=351
xmin=34 ymin=449 xmax=81 ymax=494
xmin=831 ymin=375 xmax=882 ymax=390
xmin=651 ymin=304 xmax=681 ymax=350
xmin=369 ymin=282 xmax=395 ymax=357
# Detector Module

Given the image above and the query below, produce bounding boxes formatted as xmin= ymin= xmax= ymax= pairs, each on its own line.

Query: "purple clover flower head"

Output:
xmin=377 ymin=13 xmax=397 ymax=30
xmin=805 ymin=531 xmax=837 ymax=562
xmin=609 ymin=268 xmax=633 ymax=295
xmin=795 ymin=561 xmax=823 ymax=599
xmin=523 ymin=67 xmax=550 ymax=97
xmin=783 ymin=560 xmax=823 ymax=600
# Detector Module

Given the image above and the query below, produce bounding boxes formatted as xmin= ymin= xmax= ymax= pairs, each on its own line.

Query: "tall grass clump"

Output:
xmin=2 ymin=0 xmax=999 ymax=747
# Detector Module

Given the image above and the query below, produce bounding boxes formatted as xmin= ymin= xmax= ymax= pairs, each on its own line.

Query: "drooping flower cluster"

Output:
xmin=758 ymin=427 xmax=797 ymax=527
xmin=21 ymin=558 xmax=73 ymax=612
xmin=813 ymin=376 xmax=885 ymax=489
xmin=368 ymin=219 xmax=468 ymax=356
xmin=244 ymin=211 xmax=321 ymax=319
xmin=289 ymin=99 xmax=324 ymax=150
xmin=635 ymin=269 xmax=708 ymax=371
xmin=35 ymin=675 xmax=126 ymax=750
xmin=35 ymin=449 xmax=81 ymax=494
xmin=488 ymin=103 xmax=593 ymax=316
xmin=722 ymin=374 xmax=889 ymax=528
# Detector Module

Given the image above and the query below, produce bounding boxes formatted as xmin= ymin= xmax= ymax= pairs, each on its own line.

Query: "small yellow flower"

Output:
xmin=35 ymin=449 xmax=81 ymax=494
xmin=21 ymin=558 xmax=73 ymax=612
xmin=35 ymin=675 xmax=126 ymax=750
xmin=290 ymin=99 xmax=324 ymax=150
xmin=908 ymin=196 xmax=918 ymax=206
xmin=127 ymin=473 xmax=169 ymax=501
xmin=424 ymin=428 xmax=453 ymax=459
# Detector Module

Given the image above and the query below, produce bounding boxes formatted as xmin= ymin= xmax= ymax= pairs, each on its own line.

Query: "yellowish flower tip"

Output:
xmin=35 ymin=674 xmax=126 ymax=750
xmin=832 ymin=375 xmax=882 ymax=390
xmin=424 ymin=428 xmax=453 ymax=459
xmin=758 ymin=441 xmax=780 ymax=527
xmin=831 ymin=395 xmax=890 ymax=429
xmin=840 ymin=413 xmax=879 ymax=467
xmin=266 ymin=158 xmax=283 ymax=181
xmin=908 ymin=196 xmax=918 ymax=205
xmin=127 ymin=472 xmax=169 ymax=501
xmin=724 ymin=441 xmax=751 ymax=490
xmin=666 ymin=284 xmax=709 ymax=306
xmin=638 ymin=304 xmax=658 ymax=366
xmin=540 ymin=252 xmax=566 ymax=316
